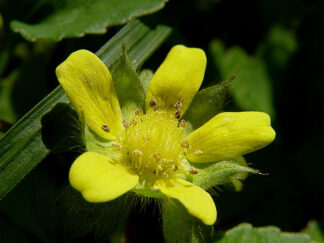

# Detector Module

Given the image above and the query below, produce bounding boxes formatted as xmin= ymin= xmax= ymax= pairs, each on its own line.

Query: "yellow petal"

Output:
xmin=69 ymin=152 xmax=138 ymax=203
xmin=56 ymin=50 xmax=123 ymax=140
xmin=186 ymin=112 xmax=276 ymax=163
xmin=145 ymin=45 xmax=206 ymax=117
xmin=154 ymin=178 xmax=216 ymax=225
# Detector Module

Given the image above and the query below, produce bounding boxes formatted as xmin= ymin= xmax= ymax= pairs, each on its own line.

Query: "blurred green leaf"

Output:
xmin=0 ymin=20 xmax=171 ymax=199
xmin=162 ymin=200 xmax=213 ymax=243
xmin=210 ymin=40 xmax=275 ymax=118
xmin=190 ymin=160 xmax=258 ymax=190
xmin=0 ymin=70 xmax=18 ymax=123
xmin=214 ymin=223 xmax=312 ymax=243
xmin=0 ymin=58 xmax=47 ymax=124
xmin=257 ymin=25 xmax=298 ymax=69
xmin=111 ymin=47 xmax=145 ymax=121
xmin=302 ymin=220 xmax=324 ymax=242
xmin=11 ymin=0 xmax=166 ymax=41
xmin=183 ymin=78 xmax=232 ymax=134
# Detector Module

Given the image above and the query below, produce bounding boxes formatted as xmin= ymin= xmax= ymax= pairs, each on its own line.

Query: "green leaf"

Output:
xmin=183 ymin=78 xmax=232 ymax=134
xmin=210 ymin=40 xmax=275 ymax=118
xmin=0 ymin=20 xmax=171 ymax=199
xmin=111 ymin=46 xmax=145 ymax=122
xmin=302 ymin=220 xmax=324 ymax=242
xmin=162 ymin=200 xmax=213 ymax=243
xmin=257 ymin=25 xmax=298 ymax=69
xmin=0 ymin=57 xmax=47 ymax=124
xmin=190 ymin=160 xmax=258 ymax=190
xmin=214 ymin=223 xmax=312 ymax=243
xmin=10 ymin=0 xmax=166 ymax=41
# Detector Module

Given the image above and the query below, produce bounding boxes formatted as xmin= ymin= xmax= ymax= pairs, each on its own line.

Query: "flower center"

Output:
xmin=121 ymin=109 xmax=186 ymax=182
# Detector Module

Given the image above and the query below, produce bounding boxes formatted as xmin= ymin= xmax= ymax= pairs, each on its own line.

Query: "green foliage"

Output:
xmin=214 ymin=223 xmax=312 ymax=243
xmin=257 ymin=25 xmax=298 ymax=69
xmin=10 ymin=0 xmax=166 ymax=41
xmin=162 ymin=200 xmax=213 ymax=243
xmin=0 ymin=20 xmax=171 ymax=199
xmin=111 ymin=47 xmax=145 ymax=122
xmin=210 ymin=40 xmax=275 ymax=118
xmin=302 ymin=220 xmax=324 ymax=242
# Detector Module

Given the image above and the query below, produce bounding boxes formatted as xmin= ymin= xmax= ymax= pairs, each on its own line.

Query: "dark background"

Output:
xmin=0 ymin=0 xmax=323 ymax=242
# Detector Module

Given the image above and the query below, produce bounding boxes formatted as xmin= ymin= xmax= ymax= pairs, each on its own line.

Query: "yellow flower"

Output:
xmin=56 ymin=45 xmax=275 ymax=226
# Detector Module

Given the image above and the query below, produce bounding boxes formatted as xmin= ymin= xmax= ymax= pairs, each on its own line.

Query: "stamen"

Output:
xmin=112 ymin=143 xmax=121 ymax=150
xmin=149 ymin=99 xmax=157 ymax=107
xmin=135 ymin=108 xmax=143 ymax=115
xmin=174 ymin=101 xmax=182 ymax=109
xmin=130 ymin=119 xmax=137 ymax=126
xmin=122 ymin=120 xmax=129 ymax=129
xmin=172 ymin=164 xmax=178 ymax=172
xmin=153 ymin=152 xmax=161 ymax=163
xmin=133 ymin=149 xmax=143 ymax=156
xmin=179 ymin=120 xmax=186 ymax=128
xmin=153 ymin=104 xmax=160 ymax=111
xmin=194 ymin=150 xmax=203 ymax=155
xmin=180 ymin=140 xmax=190 ymax=148
xmin=189 ymin=168 xmax=198 ymax=174
xmin=175 ymin=109 xmax=181 ymax=119
xmin=101 ymin=124 xmax=110 ymax=132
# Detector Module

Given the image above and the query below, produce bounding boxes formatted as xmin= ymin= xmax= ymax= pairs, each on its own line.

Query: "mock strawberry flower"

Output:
xmin=56 ymin=45 xmax=275 ymax=226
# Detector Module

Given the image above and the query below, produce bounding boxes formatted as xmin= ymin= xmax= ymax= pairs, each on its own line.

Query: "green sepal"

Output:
xmin=82 ymin=123 xmax=121 ymax=161
xmin=186 ymin=160 xmax=258 ymax=190
xmin=162 ymin=199 xmax=214 ymax=243
xmin=302 ymin=220 xmax=324 ymax=242
xmin=111 ymin=46 xmax=145 ymax=122
xmin=139 ymin=69 xmax=154 ymax=93
xmin=214 ymin=223 xmax=312 ymax=243
xmin=183 ymin=78 xmax=232 ymax=135
xmin=58 ymin=186 xmax=133 ymax=240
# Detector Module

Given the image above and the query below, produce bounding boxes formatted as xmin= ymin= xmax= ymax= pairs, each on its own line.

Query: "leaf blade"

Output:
xmin=10 ymin=0 xmax=166 ymax=41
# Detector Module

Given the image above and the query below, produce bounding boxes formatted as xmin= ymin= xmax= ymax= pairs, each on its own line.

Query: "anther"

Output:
xmin=189 ymin=168 xmax=198 ymax=174
xmin=153 ymin=152 xmax=161 ymax=163
xmin=175 ymin=109 xmax=181 ymax=119
xmin=101 ymin=124 xmax=110 ymax=132
xmin=130 ymin=119 xmax=137 ymax=126
xmin=172 ymin=164 xmax=178 ymax=172
xmin=153 ymin=104 xmax=160 ymax=111
xmin=194 ymin=150 xmax=203 ymax=155
xmin=133 ymin=150 xmax=143 ymax=156
xmin=149 ymin=99 xmax=157 ymax=107
xmin=174 ymin=101 xmax=182 ymax=109
xmin=181 ymin=140 xmax=190 ymax=148
xmin=135 ymin=108 xmax=143 ymax=115
xmin=122 ymin=120 xmax=129 ymax=129
xmin=179 ymin=120 xmax=186 ymax=128
xmin=112 ymin=143 xmax=121 ymax=150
